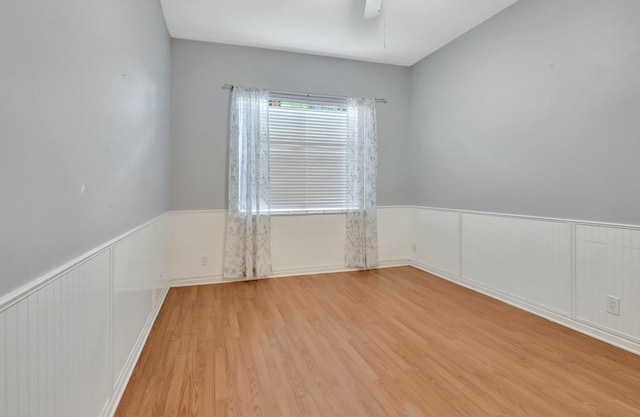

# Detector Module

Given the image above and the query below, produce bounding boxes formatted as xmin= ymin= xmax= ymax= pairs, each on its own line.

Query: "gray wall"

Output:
xmin=410 ymin=0 xmax=640 ymax=224
xmin=170 ymin=39 xmax=411 ymax=210
xmin=0 ymin=0 xmax=171 ymax=297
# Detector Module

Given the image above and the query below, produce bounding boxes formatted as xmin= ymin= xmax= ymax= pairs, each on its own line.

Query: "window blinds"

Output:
xmin=268 ymin=93 xmax=348 ymax=213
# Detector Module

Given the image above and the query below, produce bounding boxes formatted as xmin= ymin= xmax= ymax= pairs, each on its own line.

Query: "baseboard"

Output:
xmin=168 ymin=273 xmax=225 ymax=287
xmin=409 ymin=260 xmax=459 ymax=282
xmin=168 ymin=259 xmax=410 ymax=287
xmin=270 ymin=259 xmax=409 ymax=278
xmin=102 ymin=286 xmax=170 ymax=417
xmin=409 ymin=261 xmax=640 ymax=356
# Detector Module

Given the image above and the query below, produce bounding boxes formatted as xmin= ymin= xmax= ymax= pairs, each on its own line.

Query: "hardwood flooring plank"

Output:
xmin=115 ymin=266 xmax=640 ymax=416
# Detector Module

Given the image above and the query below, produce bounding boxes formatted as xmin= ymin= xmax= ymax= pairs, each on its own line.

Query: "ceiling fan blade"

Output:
xmin=364 ymin=0 xmax=382 ymax=19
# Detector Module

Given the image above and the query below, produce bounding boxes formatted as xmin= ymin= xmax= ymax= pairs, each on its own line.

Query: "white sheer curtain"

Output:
xmin=345 ymin=97 xmax=379 ymax=269
xmin=223 ymin=87 xmax=272 ymax=279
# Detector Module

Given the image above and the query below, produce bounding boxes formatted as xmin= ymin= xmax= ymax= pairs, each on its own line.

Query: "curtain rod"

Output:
xmin=221 ymin=84 xmax=387 ymax=104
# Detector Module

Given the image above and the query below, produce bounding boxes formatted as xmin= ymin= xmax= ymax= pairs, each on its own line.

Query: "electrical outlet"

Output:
xmin=606 ymin=295 xmax=620 ymax=316
xmin=412 ymin=243 xmax=416 ymax=252
xmin=201 ymin=255 xmax=209 ymax=266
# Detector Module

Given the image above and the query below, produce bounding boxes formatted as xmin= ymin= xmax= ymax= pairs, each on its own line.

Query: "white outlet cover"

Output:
xmin=606 ymin=295 xmax=620 ymax=316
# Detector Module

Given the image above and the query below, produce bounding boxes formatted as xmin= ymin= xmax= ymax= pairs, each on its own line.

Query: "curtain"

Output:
xmin=223 ymin=87 xmax=272 ymax=279
xmin=345 ymin=97 xmax=379 ymax=269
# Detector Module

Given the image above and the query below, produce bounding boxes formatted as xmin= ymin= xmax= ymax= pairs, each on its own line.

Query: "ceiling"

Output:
xmin=160 ymin=0 xmax=518 ymax=67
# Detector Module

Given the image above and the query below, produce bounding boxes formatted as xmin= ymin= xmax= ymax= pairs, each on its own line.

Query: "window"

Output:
xmin=268 ymin=93 xmax=348 ymax=214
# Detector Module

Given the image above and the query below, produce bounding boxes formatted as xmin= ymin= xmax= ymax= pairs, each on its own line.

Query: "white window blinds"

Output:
xmin=268 ymin=93 xmax=348 ymax=214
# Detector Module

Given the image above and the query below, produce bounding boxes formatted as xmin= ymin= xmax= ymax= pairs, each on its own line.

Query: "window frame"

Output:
xmin=267 ymin=93 xmax=349 ymax=216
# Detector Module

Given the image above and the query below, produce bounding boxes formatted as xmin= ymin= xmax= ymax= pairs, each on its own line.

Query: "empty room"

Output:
xmin=2 ymin=0 xmax=640 ymax=415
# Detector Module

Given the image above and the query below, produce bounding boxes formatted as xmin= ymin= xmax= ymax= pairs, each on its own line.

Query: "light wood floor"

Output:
xmin=115 ymin=266 xmax=640 ymax=416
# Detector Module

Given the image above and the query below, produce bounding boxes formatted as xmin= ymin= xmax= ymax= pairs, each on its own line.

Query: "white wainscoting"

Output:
xmin=167 ymin=206 xmax=412 ymax=286
xmin=1 ymin=252 xmax=111 ymax=417
xmin=461 ymin=213 xmax=572 ymax=315
xmin=576 ymin=224 xmax=640 ymax=344
xmin=0 ymin=214 xmax=169 ymax=417
xmin=409 ymin=206 xmax=640 ymax=355
xmin=410 ymin=207 xmax=460 ymax=278
xmin=110 ymin=216 xmax=168 ymax=405
xmin=167 ymin=210 xmax=226 ymax=284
